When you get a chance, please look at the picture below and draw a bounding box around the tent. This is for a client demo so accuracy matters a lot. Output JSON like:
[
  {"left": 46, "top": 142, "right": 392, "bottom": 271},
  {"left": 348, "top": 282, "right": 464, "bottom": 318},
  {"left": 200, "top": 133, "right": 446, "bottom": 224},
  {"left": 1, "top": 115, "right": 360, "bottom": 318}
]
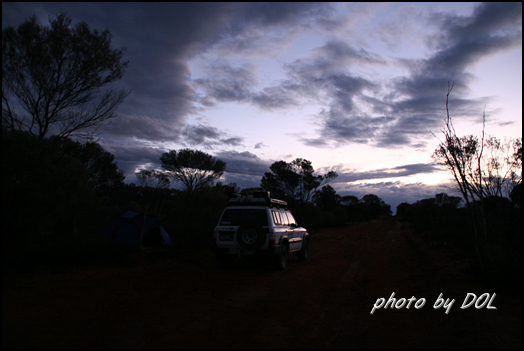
[{"left": 100, "top": 211, "right": 172, "bottom": 247}]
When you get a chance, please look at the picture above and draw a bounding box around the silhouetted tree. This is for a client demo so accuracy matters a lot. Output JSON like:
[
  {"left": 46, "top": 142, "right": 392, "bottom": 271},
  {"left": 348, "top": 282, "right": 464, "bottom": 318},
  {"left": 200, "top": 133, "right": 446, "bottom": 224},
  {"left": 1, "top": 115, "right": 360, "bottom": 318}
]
[
  {"left": 2, "top": 128, "right": 105, "bottom": 267},
  {"left": 433, "top": 83, "right": 522, "bottom": 269},
  {"left": 2, "top": 13, "right": 129, "bottom": 138},
  {"left": 160, "top": 148, "right": 226, "bottom": 193},
  {"left": 214, "top": 182, "right": 241, "bottom": 198},
  {"left": 396, "top": 203, "right": 412, "bottom": 218},
  {"left": 340, "top": 195, "right": 359, "bottom": 206},
  {"left": 136, "top": 169, "right": 170, "bottom": 189},
  {"left": 361, "top": 194, "right": 392, "bottom": 218},
  {"left": 314, "top": 185, "right": 341, "bottom": 210},
  {"left": 261, "top": 158, "right": 337, "bottom": 205},
  {"left": 397, "top": 193, "right": 468, "bottom": 243},
  {"left": 340, "top": 194, "right": 391, "bottom": 222},
  {"left": 56, "top": 138, "right": 125, "bottom": 198}
]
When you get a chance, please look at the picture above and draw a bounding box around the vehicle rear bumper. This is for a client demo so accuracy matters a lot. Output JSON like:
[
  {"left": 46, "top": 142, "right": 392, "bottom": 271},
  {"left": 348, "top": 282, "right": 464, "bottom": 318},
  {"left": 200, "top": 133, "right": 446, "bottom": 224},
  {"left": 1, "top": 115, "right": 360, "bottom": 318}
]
[{"left": 212, "top": 244, "right": 280, "bottom": 257}]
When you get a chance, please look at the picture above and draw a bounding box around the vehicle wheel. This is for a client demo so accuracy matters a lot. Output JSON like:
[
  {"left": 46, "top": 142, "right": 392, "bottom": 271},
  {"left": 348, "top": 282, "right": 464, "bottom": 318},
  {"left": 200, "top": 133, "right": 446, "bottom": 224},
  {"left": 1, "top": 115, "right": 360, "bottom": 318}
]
[
  {"left": 297, "top": 238, "right": 308, "bottom": 261},
  {"left": 275, "top": 243, "right": 289, "bottom": 270},
  {"left": 237, "top": 224, "right": 265, "bottom": 250}
]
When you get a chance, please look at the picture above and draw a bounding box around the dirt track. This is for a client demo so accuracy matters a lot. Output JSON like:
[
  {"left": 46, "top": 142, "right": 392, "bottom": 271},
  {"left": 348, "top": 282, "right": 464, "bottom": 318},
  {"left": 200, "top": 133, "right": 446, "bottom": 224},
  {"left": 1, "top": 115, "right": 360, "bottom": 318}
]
[{"left": 2, "top": 218, "right": 522, "bottom": 348}]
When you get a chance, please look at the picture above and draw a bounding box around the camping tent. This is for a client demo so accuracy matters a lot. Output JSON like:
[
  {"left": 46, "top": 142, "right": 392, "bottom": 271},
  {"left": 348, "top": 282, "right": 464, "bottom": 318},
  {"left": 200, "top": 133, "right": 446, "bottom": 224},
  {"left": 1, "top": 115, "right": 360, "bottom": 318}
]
[{"left": 100, "top": 211, "right": 172, "bottom": 247}]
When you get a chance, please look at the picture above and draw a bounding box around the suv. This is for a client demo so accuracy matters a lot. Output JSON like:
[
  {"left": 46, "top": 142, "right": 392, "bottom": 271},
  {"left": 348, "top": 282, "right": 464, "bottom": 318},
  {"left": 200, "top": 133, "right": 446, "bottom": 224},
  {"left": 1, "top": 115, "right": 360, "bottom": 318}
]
[{"left": 212, "top": 192, "right": 309, "bottom": 270}]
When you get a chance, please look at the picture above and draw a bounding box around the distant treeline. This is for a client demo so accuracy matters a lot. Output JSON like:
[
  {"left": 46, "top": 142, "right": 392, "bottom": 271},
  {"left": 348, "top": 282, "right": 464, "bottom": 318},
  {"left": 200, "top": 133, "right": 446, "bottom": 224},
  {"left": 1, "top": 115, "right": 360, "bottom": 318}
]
[
  {"left": 3, "top": 128, "right": 521, "bottom": 283},
  {"left": 2, "top": 129, "right": 391, "bottom": 276}
]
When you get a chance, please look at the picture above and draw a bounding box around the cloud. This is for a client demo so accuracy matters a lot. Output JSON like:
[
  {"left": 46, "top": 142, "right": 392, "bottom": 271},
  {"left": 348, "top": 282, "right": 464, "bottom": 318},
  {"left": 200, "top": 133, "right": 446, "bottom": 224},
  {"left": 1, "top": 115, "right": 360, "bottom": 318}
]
[
  {"left": 193, "top": 61, "right": 301, "bottom": 111},
  {"left": 181, "top": 124, "right": 244, "bottom": 148},
  {"left": 193, "top": 62, "right": 257, "bottom": 105},
  {"left": 213, "top": 150, "right": 275, "bottom": 189},
  {"left": 100, "top": 142, "right": 165, "bottom": 180},
  {"left": 426, "top": 2, "right": 522, "bottom": 73},
  {"left": 210, "top": 3, "right": 339, "bottom": 56},
  {"left": 391, "top": 3, "right": 522, "bottom": 115},
  {"left": 2, "top": 2, "right": 520, "bottom": 192},
  {"left": 104, "top": 114, "right": 182, "bottom": 142},
  {"left": 215, "top": 150, "right": 271, "bottom": 176},
  {"left": 251, "top": 85, "right": 300, "bottom": 110},
  {"left": 328, "top": 163, "right": 442, "bottom": 184},
  {"left": 296, "top": 3, "right": 522, "bottom": 149}
]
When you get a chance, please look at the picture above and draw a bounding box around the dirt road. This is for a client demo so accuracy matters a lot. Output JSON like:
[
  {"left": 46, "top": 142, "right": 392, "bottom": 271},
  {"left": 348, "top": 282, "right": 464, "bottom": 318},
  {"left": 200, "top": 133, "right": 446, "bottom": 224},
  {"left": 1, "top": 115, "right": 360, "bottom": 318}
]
[{"left": 2, "top": 218, "right": 522, "bottom": 348}]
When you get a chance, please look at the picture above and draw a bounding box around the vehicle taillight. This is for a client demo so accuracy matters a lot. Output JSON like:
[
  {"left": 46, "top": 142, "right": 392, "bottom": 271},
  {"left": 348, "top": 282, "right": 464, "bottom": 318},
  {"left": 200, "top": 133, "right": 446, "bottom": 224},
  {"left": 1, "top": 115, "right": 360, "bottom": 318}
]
[{"left": 269, "top": 232, "right": 276, "bottom": 245}]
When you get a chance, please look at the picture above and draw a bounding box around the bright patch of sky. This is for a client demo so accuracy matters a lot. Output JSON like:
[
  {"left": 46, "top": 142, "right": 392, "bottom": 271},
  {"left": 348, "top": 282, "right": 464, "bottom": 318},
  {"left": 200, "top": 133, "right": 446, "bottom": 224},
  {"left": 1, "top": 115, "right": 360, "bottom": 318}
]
[{"left": 3, "top": 2, "right": 521, "bottom": 211}]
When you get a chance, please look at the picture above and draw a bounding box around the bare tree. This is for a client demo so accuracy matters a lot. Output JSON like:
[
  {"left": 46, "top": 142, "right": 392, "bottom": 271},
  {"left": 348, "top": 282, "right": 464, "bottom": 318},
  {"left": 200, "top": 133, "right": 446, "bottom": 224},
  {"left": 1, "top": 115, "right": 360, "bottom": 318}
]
[
  {"left": 160, "top": 149, "right": 226, "bottom": 193},
  {"left": 2, "top": 13, "right": 130, "bottom": 139},
  {"left": 433, "top": 82, "right": 522, "bottom": 268}
]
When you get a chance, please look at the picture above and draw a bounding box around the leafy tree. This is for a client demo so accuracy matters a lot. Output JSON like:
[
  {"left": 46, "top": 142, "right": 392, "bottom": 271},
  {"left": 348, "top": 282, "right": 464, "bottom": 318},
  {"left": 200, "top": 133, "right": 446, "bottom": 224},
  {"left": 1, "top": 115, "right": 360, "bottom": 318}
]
[
  {"left": 56, "top": 138, "right": 125, "bottom": 197},
  {"left": 434, "top": 192, "right": 462, "bottom": 208},
  {"left": 261, "top": 158, "right": 337, "bottom": 205},
  {"left": 160, "top": 148, "right": 226, "bottom": 193},
  {"left": 2, "top": 13, "right": 130, "bottom": 138},
  {"left": 360, "top": 194, "right": 392, "bottom": 218},
  {"left": 340, "top": 195, "right": 359, "bottom": 207},
  {"left": 396, "top": 202, "right": 412, "bottom": 218},
  {"left": 214, "top": 182, "right": 241, "bottom": 198},
  {"left": 340, "top": 194, "right": 391, "bottom": 222},
  {"left": 397, "top": 193, "right": 468, "bottom": 244},
  {"left": 2, "top": 128, "right": 104, "bottom": 264},
  {"left": 314, "top": 185, "right": 341, "bottom": 210}
]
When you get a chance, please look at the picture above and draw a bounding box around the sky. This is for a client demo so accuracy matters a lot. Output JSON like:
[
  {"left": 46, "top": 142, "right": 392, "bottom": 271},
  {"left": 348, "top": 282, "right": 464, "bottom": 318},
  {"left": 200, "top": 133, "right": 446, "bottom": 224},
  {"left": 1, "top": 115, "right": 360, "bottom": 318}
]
[{"left": 3, "top": 2, "right": 522, "bottom": 212}]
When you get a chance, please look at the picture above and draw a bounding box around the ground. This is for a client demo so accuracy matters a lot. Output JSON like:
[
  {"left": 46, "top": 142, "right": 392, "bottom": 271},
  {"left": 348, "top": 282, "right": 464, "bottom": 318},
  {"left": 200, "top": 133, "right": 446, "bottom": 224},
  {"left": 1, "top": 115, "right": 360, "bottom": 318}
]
[{"left": 2, "top": 217, "right": 522, "bottom": 348}]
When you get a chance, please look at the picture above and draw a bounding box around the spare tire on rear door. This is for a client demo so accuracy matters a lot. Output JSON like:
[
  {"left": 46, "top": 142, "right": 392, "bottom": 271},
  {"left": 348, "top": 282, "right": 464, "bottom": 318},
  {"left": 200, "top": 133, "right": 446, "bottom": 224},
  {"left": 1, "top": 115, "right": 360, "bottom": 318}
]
[{"left": 237, "top": 224, "right": 265, "bottom": 250}]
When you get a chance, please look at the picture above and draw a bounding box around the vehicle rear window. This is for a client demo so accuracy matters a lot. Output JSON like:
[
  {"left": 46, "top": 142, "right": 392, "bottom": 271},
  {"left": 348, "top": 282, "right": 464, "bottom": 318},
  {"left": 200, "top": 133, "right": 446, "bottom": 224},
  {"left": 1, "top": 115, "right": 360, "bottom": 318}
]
[{"left": 220, "top": 209, "right": 268, "bottom": 226}]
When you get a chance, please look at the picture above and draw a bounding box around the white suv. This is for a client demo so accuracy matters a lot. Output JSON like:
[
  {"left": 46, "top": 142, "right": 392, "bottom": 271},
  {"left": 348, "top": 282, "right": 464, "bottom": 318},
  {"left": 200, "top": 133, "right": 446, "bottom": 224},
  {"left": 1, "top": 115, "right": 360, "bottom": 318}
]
[{"left": 212, "top": 192, "right": 309, "bottom": 270}]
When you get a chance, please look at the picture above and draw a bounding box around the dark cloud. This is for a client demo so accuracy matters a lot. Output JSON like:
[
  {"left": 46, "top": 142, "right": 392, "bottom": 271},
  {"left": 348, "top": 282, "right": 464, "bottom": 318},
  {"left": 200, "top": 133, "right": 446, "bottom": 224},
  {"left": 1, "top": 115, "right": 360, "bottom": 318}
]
[
  {"left": 330, "top": 163, "right": 441, "bottom": 184},
  {"left": 215, "top": 150, "right": 271, "bottom": 176},
  {"left": 426, "top": 2, "right": 522, "bottom": 73},
  {"left": 181, "top": 124, "right": 244, "bottom": 148},
  {"left": 99, "top": 142, "right": 165, "bottom": 180},
  {"left": 296, "top": 3, "right": 522, "bottom": 149},
  {"left": 104, "top": 114, "right": 181, "bottom": 142},
  {"left": 251, "top": 85, "right": 300, "bottom": 110},
  {"left": 275, "top": 42, "right": 388, "bottom": 147},
  {"left": 194, "top": 62, "right": 302, "bottom": 111},
  {"left": 2, "top": 2, "right": 336, "bottom": 149},
  {"left": 387, "top": 2, "right": 522, "bottom": 137},
  {"left": 302, "top": 112, "right": 392, "bottom": 147},
  {"left": 194, "top": 62, "right": 257, "bottom": 105},
  {"left": 211, "top": 3, "right": 339, "bottom": 55}
]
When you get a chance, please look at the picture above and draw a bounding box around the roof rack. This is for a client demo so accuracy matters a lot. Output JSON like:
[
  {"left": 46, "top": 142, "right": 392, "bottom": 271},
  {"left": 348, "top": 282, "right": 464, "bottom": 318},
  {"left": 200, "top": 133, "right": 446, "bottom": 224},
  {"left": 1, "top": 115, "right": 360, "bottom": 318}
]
[{"left": 227, "top": 191, "right": 287, "bottom": 208}]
